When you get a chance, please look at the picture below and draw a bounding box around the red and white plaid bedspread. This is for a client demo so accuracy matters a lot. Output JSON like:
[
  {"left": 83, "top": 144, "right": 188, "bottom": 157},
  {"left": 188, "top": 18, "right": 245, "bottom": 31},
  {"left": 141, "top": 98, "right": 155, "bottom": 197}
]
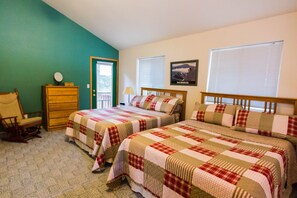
[
  {"left": 107, "top": 120, "right": 297, "bottom": 198},
  {"left": 65, "top": 106, "right": 175, "bottom": 171}
]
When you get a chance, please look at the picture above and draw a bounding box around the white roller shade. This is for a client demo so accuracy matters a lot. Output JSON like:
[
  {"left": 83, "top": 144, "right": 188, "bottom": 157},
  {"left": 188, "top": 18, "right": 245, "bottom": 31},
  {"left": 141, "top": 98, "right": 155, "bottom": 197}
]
[
  {"left": 137, "top": 56, "right": 165, "bottom": 94},
  {"left": 207, "top": 41, "right": 283, "bottom": 97}
]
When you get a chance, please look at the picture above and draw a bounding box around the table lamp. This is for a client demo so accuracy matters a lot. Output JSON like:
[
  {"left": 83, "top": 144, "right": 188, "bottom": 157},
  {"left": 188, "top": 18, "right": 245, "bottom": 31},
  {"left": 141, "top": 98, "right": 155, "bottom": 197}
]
[{"left": 123, "top": 86, "right": 134, "bottom": 104}]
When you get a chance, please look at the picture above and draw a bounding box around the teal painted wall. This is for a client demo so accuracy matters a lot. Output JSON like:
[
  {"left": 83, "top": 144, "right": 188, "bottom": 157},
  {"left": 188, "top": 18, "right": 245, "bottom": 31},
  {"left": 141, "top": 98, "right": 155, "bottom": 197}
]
[{"left": 0, "top": 0, "right": 119, "bottom": 112}]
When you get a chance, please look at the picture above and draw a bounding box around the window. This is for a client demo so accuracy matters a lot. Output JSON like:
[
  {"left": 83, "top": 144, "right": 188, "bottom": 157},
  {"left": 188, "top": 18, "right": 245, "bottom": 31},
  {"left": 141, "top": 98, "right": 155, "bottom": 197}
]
[
  {"left": 207, "top": 41, "right": 283, "bottom": 97},
  {"left": 137, "top": 56, "right": 165, "bottom": 94}
]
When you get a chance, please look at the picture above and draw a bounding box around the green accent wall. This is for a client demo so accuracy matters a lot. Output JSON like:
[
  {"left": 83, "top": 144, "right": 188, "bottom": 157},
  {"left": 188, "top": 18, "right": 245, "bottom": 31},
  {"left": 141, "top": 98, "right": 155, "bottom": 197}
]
[{"left": 0, "top": 0, "right": 119, "bottom": 112}]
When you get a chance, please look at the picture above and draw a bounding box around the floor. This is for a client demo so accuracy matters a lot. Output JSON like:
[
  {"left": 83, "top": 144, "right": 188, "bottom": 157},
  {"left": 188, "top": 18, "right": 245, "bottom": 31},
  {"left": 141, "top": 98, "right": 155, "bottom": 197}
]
[{"left": 0, "top": 129, "right": 142, "bottom": 198}]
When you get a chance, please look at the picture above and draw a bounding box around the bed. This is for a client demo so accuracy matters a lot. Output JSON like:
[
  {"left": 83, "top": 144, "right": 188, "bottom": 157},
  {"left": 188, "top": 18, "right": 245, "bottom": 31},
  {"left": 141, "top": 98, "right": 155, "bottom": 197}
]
[
  {"left": 65, "top": 87, "right": 187, "bottom": 171},
  {"left": 106, "top": 92, "right": 297, "bottom": 198}
]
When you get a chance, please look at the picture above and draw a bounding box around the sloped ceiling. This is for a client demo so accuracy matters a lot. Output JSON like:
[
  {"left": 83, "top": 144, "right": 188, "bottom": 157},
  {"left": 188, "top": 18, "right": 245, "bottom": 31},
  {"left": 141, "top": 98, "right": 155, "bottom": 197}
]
[{"left": 43, "top": 0, "right": 297, "bottom": 50}]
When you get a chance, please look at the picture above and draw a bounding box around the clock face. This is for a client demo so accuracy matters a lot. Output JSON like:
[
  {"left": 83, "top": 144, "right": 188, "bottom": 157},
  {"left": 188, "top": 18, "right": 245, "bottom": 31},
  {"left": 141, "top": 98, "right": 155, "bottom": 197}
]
[{"left": 54, "top": 72, "right": 63, "bottom": 82}]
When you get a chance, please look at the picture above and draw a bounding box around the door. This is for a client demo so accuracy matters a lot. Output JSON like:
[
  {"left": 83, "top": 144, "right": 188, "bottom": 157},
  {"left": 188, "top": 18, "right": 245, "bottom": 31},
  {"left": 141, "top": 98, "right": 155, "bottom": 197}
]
[{"left": 90, "top": 57, "right": 118, "bottom": 109}]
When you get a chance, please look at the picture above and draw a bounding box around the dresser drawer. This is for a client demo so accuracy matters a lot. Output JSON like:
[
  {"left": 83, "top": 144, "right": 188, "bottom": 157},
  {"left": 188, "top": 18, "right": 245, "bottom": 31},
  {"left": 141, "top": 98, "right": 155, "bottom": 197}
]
[
  {"left": 48, "top": 103, "right": 78, "bottom": 111},
  {"left": 48, "top": 95, "right": 78, "bottom": 103},
  {"left": 47, "top": 88, "right": 78, "bottom": 96},
  {"left": 49, "top": 117, "right": 69, "bottom": 127},
  {"left": 49, "top": 110, "right": 77, "bottom": 119}
]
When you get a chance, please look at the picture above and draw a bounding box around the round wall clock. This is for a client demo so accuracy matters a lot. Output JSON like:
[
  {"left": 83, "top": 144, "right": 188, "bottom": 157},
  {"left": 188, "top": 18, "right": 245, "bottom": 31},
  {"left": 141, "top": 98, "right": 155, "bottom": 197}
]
[{"left": 54, "top": 72, "right": 63, "bottom": 85}]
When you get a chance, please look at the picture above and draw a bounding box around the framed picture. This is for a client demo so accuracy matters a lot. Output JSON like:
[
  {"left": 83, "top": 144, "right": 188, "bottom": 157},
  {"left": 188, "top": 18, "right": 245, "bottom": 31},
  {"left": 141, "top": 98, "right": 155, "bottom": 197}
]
[{"left": 170, "top": 59, "right": 199, "bottom": 86}]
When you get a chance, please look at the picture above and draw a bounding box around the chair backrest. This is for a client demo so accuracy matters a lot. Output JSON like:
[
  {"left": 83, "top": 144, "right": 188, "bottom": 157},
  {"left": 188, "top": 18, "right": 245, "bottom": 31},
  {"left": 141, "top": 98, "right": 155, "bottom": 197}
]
[{"left": 0, "top": 91, "right": 23, "bottom": 122}]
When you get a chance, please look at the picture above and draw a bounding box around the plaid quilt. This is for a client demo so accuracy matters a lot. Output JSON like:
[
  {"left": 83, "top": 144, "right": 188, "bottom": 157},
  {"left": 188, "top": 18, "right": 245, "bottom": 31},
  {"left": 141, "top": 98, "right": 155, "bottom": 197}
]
[
  {"left": 107, "top": 120, "right": 297, "bottom": 198},
  {"left": 65, "top": 106, "right": 175, "bottom": 171}
]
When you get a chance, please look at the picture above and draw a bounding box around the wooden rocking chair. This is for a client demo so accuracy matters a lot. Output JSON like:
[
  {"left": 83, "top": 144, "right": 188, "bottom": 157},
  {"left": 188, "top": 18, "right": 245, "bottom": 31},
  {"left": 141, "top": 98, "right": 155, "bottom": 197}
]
[{"left": 0, "top": 89, "right": 42, "bottom": 143}]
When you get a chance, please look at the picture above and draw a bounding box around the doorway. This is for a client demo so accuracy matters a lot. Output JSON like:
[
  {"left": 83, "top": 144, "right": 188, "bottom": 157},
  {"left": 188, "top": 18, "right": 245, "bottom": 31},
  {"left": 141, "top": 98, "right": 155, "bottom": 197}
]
[{"left": 90, "top": 56, "right": 118, "bottom": 109}]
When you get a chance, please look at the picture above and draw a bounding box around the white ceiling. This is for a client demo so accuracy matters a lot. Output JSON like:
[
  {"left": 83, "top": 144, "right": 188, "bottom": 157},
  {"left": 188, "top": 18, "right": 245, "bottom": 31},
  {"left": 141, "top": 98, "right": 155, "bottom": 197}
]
[{"left": 43, "top": 0, "right": 297, "bottom": 50}]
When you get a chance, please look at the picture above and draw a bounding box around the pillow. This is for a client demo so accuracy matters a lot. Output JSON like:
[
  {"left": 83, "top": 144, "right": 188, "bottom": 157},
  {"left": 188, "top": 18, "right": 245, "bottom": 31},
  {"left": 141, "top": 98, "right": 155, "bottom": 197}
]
[
  {"left": 130, "top": 94, "right": 155, "bottom": 109},
  {"left": 158, "top": 94, "right": 184, "bottom": 105},
  {"left": 146, "top": 96, "right": 181, "bottom": 114},
  {"left": 234, "top": 109, "right": 297, "bottom": 144},
  {"left": 190, "top": 103, "right": 240, "bottom": 127}
]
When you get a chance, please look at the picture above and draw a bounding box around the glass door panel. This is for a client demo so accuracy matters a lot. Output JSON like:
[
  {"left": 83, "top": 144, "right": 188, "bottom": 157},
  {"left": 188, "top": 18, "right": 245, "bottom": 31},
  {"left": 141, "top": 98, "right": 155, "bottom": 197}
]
[
  {"left": 91, "top": 57, "right": 117, "bottom": 109},
  {"left": 97, "top": 62, "right": 113, "bottom": 109}
]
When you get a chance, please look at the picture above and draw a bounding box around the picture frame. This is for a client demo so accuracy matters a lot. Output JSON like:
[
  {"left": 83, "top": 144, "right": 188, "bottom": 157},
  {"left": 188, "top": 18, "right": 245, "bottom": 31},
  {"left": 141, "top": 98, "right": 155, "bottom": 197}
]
[{"left": 170, "top": 59, "right": 199, "bottom": 86}]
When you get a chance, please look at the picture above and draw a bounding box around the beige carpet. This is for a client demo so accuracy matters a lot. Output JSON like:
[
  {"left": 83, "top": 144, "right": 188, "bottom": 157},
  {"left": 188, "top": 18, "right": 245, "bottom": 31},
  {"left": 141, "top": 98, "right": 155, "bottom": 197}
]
[
  {"left": 1, "top": 130, "right": 296, "bottom": 198},
  {"left": 0, "top": 129, "right": 141, "bottom": 198}
]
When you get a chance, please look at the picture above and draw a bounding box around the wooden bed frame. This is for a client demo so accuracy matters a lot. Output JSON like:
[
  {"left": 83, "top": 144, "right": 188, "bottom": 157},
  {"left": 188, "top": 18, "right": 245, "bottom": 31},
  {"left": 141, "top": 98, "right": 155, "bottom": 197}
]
[
  {"left": 201, "top": 91, "right": 297, "bottom": 115},
  {"left": 141, "top": 87, "right": 187, "bottom": 121}
]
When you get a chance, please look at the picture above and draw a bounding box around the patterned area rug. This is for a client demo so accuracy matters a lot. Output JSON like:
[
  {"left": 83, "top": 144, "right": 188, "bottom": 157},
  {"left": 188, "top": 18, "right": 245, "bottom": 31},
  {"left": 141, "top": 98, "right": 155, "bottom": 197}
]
[{"left": 0, "top": 129, "right": 142, "bottom": 198}]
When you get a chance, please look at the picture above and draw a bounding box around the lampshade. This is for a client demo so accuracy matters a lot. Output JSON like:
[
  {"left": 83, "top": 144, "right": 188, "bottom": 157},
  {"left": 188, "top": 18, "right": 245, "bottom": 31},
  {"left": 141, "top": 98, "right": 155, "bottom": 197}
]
[{"left": 123, "top": 87, "right": 134, "bottom": 95}]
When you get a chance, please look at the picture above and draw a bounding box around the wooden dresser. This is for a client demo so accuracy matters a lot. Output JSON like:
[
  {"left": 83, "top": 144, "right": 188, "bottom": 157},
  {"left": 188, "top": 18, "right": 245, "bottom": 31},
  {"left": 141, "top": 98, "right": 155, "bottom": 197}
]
[{"left": 42, "top": 86, "right": 79, "bottom": 131}]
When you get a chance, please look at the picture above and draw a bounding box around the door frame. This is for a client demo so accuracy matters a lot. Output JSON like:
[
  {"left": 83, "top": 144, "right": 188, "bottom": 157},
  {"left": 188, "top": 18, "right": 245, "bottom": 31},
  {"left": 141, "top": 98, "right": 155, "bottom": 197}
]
[{"left": 89, "top": 56, "right": 119, "bottom": 109}]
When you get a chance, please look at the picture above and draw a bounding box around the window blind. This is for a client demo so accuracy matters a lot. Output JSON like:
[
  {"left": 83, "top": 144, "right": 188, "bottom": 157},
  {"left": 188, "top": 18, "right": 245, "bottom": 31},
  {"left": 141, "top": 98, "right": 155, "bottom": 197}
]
[
  {"left": 137, "top": 56, "right": 165, "bottom": 94},
  {"left": 207, "top": 41, "right": 283, "bottom": 97}
]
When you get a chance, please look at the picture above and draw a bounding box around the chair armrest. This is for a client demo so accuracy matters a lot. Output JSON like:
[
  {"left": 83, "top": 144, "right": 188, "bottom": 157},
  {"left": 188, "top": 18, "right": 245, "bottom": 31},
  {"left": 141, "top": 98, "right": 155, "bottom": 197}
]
[
  {"left": 0, "top": 116, "right": 19, "bottom": 128},
  {"left": 0, "top": 116, "right": 18, "bottom": 120}
]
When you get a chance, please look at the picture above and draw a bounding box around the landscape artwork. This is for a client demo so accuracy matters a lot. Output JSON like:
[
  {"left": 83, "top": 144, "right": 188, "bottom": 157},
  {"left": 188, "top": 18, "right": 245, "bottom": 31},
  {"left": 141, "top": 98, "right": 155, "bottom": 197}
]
[{"left": 170, "top": 59, "right": 198, "bottom": 86}]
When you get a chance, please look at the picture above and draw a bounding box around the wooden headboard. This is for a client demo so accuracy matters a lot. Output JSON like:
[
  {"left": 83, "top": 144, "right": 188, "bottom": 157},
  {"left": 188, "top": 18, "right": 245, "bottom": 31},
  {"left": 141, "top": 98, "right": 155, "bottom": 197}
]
[
  {"left": 201, "top": 92, "right": 297, "bottom": 115},
  {"left": 141, "top": 87, "right": 187, "bottom": 121}
]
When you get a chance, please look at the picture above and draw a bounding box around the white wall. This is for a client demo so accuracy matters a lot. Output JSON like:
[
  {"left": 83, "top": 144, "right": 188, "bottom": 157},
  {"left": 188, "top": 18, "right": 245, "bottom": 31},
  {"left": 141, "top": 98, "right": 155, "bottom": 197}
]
[{"left": 119, "top": 12, "right": 297, "bottom": 119}]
